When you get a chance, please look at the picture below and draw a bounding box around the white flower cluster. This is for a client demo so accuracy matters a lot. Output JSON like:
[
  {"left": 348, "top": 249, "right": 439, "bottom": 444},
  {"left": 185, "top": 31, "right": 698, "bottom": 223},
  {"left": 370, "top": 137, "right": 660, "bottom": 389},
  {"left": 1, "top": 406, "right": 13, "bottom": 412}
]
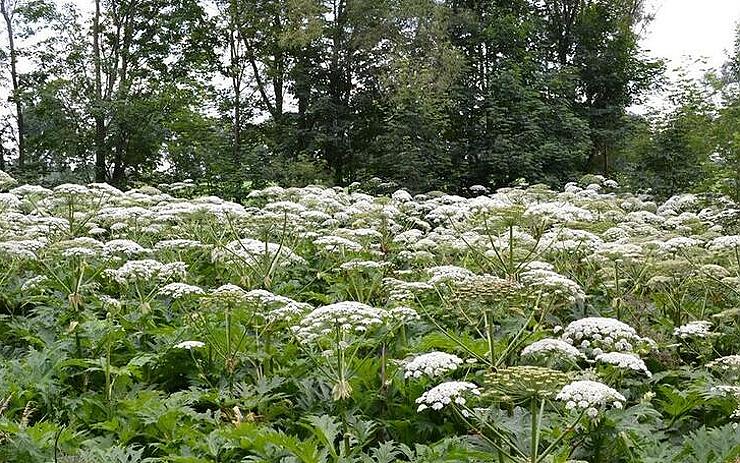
[
  {"left": 393, "top": 229, "right": 425, "bottom": 245},
  {"left": 392, "top": 189, "right": 413, "bottom": 202},
  {"left": 524, "top": 202, "right": 594, "bottom": 222},
  {"left": 339, "top": 260, "right": 389, "bottom": 271},
  {"left": 674, "top": 321, "right": 712, "bottom": 339},
  {"left": 404, "top": 352, "right": 464, "bottom": 379},
  {"left": 427, "top": 265, "right": 475, "bottom": 284},
  {"left": 105, "top": 259, "right": 187, "bottom": 284},
  {"left": 99, "top": 295, "right": 122, "bottom": 309},
  {"left": 521, "top": 338, "right": 585, "bottom": 360},
  {"left": 54, "top": 183, "right": 91, "bottom": 196},
  {"left": 174, "top": 340, "right": 205, "bottom": 350},
  {"left": 469, "top": 185, "right": 490, "bottom": 195},
  {"left": 383, "top": 278, "right": 433, "bottom": 302},
  {"left": 103, "top": 239, "right": 149, "bottom": 257},
  {"left": 710, "top": 385, "right": 740, "bottom": 396},
  {"left": 539, "top": 228, "right": 603, "bottom": 254},
  {"left": 292, "top": 302, "right": 388, "bottom": 343},
  {"left": 210, "top": 283, "right": 249, "bottom": 300},
  {"left": 519, "top": 268, "right": 585, "bottom": 304},
  {"left": 415, "top": 381, "right": 481, "bottom": 412},
  {"left": 561, "top": 317, "right": 651, "bottom": 356},
  {"left": 20, "top": 275, "right": 50, "bottom": 292},
  {"left": 658, "top": 193, "right": 697, "bottom": 214},
  {"left": 388, "top": 306, "right": 420, "bottom": 323},
  {"left": 591, "top": 242, "right": 643, "bottom": 262},
  {"left": 244, "top": 289, "right": 313, "bottom": 322},
  {"left": 707, "top": 355, "right": 740, "bottom": 372},
  {"left": 595, "top": 352, "right": 652, "bottom": 377},
  {"left": 660, "top": 236, "right": 703, "bottom": 254},
  {"left": 425, "top": 204, "right": 469, "bottom": 223},
  {"left": 10, "top": 184, "right": 49, "bottom": 197},
  {"left": 55, "top": 237, "right": 105, "bottom": 259},
  {"left": 158, "top": 282, "right": 204, "bottom": 299},
  {"left": 556, "top": 380, "right": 625, "bottom": 418},
  {"left": 0, "top": 239, "right": 47, "bottom": 260},
  {"left": 707, "top": 235, "right": 740, "bottom": 252},
  {"left": 212, "top": 238, "right": 305, "bottom": 267}
]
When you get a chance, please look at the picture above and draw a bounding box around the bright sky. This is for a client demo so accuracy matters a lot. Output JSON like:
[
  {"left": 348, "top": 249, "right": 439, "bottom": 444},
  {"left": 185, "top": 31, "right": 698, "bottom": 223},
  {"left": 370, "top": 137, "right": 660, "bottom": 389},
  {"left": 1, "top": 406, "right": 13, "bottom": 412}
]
[{"left": 642, "top": 0, "right": 740, "bottom": 75}]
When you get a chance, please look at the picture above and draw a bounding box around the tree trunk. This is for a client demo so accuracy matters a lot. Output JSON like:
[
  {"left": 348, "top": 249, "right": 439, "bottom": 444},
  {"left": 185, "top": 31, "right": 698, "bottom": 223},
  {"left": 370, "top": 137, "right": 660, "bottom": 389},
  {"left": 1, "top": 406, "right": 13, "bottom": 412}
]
[
  {"left": 296, "top": 52, "right": 310, "bottom": 154},
  {"left": 93, "top": 0, "right": 107, "bottom": 183},
  {"left": 234, "top": 86, "right": 241, "bottom": 161},
  {"left": 110, "top": 2, "right": 134, "bottom": 187},
  {"left": 0, "top": 141, "right": 6, "bottom": 170},
  {"left": 273, "top": 7, "right": 284, "bottom": 117},
  {"left": 1, "top": 0, "right": 25, "bottom": 169},
  {"left": 328, "top": 0, "right": 348, "bottom": 184},
  {"left": 228, "top": 1, "right": 242, "bottom": 163},
  {"left": 111, "top": 146, "right": 126, "bottom": 185}
]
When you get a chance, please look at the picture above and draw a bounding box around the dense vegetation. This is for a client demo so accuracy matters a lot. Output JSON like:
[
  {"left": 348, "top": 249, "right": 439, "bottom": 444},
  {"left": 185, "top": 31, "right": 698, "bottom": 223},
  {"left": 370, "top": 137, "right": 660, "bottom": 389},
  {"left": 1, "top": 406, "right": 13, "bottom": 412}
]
[
  {"left": 1, "top": 0, "right": 665, "bottom": 196},
  {"left": 6, "top": 1, "right": 740, "bottom": 461},
  {"left": 3, "top": 172, "right": 740, "bottom": 461}
]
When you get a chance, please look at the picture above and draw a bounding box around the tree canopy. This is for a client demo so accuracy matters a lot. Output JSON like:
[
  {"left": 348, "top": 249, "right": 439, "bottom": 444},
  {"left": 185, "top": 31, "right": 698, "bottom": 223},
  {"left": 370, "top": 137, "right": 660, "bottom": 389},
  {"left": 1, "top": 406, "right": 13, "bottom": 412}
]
[{"left": 1, "top": 0, "right": 666, "bottom": 197}]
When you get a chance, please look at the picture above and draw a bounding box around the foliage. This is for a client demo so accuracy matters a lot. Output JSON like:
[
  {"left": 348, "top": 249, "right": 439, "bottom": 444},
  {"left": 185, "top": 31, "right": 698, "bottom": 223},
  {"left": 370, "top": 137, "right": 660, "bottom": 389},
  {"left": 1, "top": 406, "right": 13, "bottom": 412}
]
[
  {"left": 0, "top": 174, "right": 739, "bottom": 460},
  {"left": 0, "top": 0, "right": 662, "bottom": 195}
]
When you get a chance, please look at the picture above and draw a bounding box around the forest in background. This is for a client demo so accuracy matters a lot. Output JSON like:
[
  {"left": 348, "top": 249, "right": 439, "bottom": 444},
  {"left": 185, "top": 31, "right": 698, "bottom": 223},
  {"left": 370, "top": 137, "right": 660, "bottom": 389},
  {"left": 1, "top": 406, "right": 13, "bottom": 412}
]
[{"left": 0, "top": 0, "right": 738, "bottom": 199}]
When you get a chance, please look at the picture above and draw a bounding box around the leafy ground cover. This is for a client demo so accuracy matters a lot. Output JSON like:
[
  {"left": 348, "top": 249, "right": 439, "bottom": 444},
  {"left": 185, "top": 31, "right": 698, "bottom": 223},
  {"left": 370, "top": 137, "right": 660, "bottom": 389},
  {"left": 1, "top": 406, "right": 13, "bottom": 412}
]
[{"left": 2, "top": 172, "right": 740, "bottom": 462}]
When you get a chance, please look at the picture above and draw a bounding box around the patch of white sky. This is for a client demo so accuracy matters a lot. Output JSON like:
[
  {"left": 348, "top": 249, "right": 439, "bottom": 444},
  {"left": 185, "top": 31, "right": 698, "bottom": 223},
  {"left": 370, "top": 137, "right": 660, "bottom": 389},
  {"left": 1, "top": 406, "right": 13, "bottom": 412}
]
[
  {"left": 633, "top": 0, "right": 740, "bottom": 112},
  {"left": 643, "top": 0, "right": 740, "bottom": 74}
]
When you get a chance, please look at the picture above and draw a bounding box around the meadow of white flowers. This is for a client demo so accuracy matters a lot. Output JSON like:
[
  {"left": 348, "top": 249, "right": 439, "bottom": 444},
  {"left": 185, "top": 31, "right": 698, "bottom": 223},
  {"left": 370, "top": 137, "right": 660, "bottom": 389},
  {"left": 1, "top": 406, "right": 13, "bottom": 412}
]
[{"left": 2, "top": 171, "right": 740, "bottom": 461}]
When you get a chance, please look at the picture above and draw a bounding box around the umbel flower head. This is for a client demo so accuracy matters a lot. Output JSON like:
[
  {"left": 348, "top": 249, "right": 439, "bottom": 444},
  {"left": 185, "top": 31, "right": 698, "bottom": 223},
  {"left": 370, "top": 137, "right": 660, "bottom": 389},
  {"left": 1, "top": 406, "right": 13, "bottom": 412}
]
[
  {"left": 416, "top": 381, "right": 481, "bottom": 413},
  {"left": 561, "top": 317, "right": 653, "bottom": 357},
  {"left": 427, "top": 265, "right": 475, "bottom": 285},
  {"left": 707, "top": 355, "right": 740, "bottom": 375},
  {"left": 595, "top": 352, "right": 652, "bottom": 377},
  {"left": 483, "top": 366, "right": 570, "bottom": 401},
  {"left": 209, "top": 283, "right": 249, "bottom": 300},
  {"left": 450, "top": 274, "right": 523, "bottom": 303},
  {"left": 674, "top": 321, "right": 712, "bottom": 339},
  {"left": 404, "top": 352, "right": 464, "bottom": 379},
  {"left": 104, "top": 259, "right": 187, "bottom": 284},
  {"left": 212, "top": 238, "right": 305, "bottom": 267},
  {"left": 243, "top": 289, "right": 314, "bottom": 324},
  {"left": 521, "top": 338, "right": 586, "bottom": 361},
  {"left": 388, "top": 306, "right": 420, "bottom": 323},
  {"left": 708, "top": 235, "right": 740, "bottom": 252},
  {"left": 175, "top": 340, "right": 205, "bottom": 350},
  {"left": 556, "top": 380, "right": 625, "bottom": 418},
  {"left": 158, "top": 282, "right": 205, "bottom": 299},
  {"left": 291, "top": 301, "right": 388, "bottom": 343},
  {"left": 519, "top": 268, "right": 585, "bottom": 305}
]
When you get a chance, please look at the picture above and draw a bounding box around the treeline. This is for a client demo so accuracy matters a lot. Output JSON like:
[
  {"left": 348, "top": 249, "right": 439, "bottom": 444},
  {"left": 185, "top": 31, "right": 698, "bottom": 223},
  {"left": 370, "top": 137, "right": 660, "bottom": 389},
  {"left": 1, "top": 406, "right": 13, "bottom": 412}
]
[
  {"left": 620, "top": 43, "right": 740, "bottom": 202},
  {"left": 0, "top": 0, "right": 665, "bottom": 197}
]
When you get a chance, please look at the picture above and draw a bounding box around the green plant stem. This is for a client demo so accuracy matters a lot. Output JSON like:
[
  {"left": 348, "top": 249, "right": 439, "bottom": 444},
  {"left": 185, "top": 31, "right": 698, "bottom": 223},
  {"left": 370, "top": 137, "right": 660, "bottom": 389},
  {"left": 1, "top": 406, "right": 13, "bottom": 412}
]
[
  {"left": 456, "top": 408, "right": 523, "bottom": 461},
  {"left": 226, "top": 307, "right": 234, "bottom": 394},
  {"left": 508, "top": 223, "right": 514, "bottom": 275},
  {"left": 484, "top": 311, "right": 495, "bottom": 366},
  {"left": 530, "top": 399, "right": 538, "bottom": 463},
  {"left": 614, "top": 261, "right": 621, "bottom": 320},
  {"left": 104, "top": 349, "right": 112, "bottom": 402},
  {"left": 535, "top": 410, "right": 585, "bottom": 463}
]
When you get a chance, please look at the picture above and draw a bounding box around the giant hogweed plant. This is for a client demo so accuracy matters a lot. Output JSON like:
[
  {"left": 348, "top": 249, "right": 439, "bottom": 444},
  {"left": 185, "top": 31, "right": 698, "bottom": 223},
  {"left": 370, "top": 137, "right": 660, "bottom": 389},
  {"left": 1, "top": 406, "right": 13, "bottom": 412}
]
[{"left": 4, "top": 173, "right": 740, "bottom": 461}]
